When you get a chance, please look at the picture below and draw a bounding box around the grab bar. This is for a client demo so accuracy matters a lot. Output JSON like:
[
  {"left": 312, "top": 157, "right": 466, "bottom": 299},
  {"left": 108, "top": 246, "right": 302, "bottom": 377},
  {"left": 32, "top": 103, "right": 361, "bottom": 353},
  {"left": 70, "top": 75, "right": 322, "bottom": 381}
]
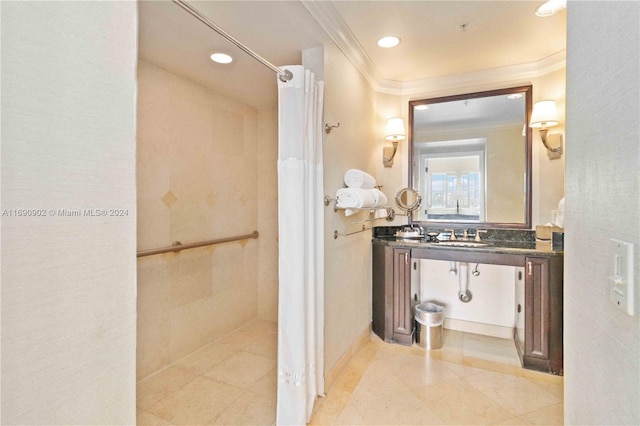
[{"left": 137, "top": 230, "right": 259, "bottom": 258}]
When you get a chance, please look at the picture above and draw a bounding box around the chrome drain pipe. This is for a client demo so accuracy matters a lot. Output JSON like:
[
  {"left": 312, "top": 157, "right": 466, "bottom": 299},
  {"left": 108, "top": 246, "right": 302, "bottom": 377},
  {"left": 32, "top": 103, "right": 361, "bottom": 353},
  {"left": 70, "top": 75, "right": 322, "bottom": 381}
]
[{"left": 458, "top": 262, "right": 473, "bottom": 303}]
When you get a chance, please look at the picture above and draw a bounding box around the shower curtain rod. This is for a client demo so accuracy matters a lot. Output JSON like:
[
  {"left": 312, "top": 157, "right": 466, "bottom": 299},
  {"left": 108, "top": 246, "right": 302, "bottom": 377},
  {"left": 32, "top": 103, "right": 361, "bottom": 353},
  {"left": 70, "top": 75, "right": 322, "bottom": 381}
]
[
  {"left": 137, "top": 230, "right": 259, "bottom": 257},
  {"left": 173, "top": 0, "right": 293, "bottom": 82}
]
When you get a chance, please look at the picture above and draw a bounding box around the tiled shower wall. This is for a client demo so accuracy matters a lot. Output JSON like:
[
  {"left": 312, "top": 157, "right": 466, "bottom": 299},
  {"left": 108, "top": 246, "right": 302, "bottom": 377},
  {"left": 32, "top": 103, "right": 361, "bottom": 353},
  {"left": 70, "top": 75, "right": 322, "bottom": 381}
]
[{"left": 136, "top": 60, "right": 278, "bottom": 381}]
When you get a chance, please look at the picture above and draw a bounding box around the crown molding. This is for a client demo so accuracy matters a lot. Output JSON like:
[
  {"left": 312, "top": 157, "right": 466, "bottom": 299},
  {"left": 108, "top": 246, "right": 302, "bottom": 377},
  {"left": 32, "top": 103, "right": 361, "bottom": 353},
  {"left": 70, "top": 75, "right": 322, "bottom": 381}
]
[
  {"left": 537, "top": 50, "right": 567, "bottom": 75},
  {"left": 379, "top": 50, "right": 567, "bottom": 97},
  {"left": 303, "top": 0, "right": 566, "bottom": 97},
  {"left": 302, "top": 0, "right": 383, "bottom": 90}
]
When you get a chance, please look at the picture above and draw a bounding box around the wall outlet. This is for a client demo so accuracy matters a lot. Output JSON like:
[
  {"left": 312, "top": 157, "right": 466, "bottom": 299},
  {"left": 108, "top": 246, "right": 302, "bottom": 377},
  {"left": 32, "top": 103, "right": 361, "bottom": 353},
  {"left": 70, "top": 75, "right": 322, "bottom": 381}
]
[{"left": 609, "top": 238, "right": 635, "bottom": 316}]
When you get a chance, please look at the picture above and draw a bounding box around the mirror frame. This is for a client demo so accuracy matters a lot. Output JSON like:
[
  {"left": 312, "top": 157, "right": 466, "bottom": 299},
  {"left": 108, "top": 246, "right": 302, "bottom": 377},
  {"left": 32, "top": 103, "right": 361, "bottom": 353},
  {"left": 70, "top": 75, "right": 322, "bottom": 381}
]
[{"left": 408, "top": 85, "right": 532, "bottom": 229}]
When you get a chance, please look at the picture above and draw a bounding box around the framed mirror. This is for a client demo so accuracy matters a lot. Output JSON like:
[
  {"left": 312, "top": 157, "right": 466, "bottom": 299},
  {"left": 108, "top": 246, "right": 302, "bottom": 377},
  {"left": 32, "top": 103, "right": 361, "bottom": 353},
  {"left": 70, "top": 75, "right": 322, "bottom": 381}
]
[{"left": 409, "top": 85, "right": 532, "bottom": 229}]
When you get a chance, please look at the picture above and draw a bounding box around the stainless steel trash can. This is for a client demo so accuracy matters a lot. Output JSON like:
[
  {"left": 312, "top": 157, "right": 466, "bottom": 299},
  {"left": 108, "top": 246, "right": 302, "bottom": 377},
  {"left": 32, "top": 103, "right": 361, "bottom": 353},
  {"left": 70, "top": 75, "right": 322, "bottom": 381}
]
[{"left": 415, "top": 302, "right": 445, "bottom": 349}]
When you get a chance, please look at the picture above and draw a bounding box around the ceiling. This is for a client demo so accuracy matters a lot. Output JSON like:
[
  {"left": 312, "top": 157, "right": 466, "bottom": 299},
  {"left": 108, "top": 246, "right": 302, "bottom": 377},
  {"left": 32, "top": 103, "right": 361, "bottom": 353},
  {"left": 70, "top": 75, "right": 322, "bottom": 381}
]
[{"left": 138, "top": 1, "right": 566, "bottom": 109}]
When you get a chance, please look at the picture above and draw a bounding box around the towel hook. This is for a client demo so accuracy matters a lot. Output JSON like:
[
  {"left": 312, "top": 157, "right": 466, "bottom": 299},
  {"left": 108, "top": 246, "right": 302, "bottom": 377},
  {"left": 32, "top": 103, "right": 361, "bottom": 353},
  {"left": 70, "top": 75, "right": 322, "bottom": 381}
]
[{"left": 325, "top": 122, "right": 340, "bottom": 134}]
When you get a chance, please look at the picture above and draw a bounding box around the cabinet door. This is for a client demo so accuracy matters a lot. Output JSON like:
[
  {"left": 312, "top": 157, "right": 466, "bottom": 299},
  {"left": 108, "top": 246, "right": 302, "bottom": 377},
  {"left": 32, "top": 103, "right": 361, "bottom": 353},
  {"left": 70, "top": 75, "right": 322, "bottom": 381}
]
[
  {"left": 392, "top": 249, "right": 413, "bottom": 344},
  {"left": 524, "top": 257, "right": 550, "bottom": 360},
  {"left": 372, "top": 244, "right": 394, "bottom": 342}
]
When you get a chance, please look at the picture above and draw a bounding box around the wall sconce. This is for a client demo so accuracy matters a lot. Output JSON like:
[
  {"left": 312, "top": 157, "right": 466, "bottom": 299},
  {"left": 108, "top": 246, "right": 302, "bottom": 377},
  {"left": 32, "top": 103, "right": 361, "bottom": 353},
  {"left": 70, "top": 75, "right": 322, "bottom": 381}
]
[
  {"left": 529, "top": 100, "right": 563, "bottom": 159},
  {"left": 383, "top": 117, "right": 406, "bottom": 167}
]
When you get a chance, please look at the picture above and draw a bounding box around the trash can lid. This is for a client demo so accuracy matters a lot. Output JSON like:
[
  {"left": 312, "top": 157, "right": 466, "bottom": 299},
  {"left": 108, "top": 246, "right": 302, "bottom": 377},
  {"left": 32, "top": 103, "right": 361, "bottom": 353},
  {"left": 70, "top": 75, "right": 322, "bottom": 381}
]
[{"left": 415, "top": 302, "right": 444, "bottom": 314}]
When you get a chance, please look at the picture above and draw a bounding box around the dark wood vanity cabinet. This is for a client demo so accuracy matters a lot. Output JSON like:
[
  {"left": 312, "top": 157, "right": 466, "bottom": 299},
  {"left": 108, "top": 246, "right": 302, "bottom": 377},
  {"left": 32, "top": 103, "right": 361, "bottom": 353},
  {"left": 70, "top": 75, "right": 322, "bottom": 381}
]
[
  {"left": 516, "top": 255, "right": 564, "bottom": 375},
  {"left": 373, "top": 239, "right": 564, "bottom": 375},
  {"left": 372, "top": 244, "right": 413, "bottom": 345}
]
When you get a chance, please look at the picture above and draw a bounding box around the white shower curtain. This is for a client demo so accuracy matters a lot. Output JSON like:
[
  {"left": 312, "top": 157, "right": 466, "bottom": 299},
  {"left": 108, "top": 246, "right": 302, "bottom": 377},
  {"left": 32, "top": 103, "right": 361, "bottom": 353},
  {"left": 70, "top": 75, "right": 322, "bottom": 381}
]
[{"left": 276, "top": 65, "right": 325, "bottom": 425}]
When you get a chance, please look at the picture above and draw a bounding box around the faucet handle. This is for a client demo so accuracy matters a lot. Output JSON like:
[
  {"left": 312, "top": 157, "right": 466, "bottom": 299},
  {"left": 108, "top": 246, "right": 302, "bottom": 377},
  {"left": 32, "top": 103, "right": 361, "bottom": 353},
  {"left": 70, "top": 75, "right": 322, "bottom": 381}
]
[
  {"left": 474, "top": 230, "right": 488, "bottom": 242},
  {"left": 445, "top": 228, "right": 457, "bottom": 240}
]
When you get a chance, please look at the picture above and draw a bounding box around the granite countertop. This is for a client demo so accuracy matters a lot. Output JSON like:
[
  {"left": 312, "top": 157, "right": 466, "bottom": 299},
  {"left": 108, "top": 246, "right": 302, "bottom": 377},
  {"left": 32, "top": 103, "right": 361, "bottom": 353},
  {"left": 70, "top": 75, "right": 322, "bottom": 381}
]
[
  {"left": 372, "top": 236, "right": 563, "bottom": 256},
  {"left": 372, "top": 226, "right": 563, "bottom": 257}
]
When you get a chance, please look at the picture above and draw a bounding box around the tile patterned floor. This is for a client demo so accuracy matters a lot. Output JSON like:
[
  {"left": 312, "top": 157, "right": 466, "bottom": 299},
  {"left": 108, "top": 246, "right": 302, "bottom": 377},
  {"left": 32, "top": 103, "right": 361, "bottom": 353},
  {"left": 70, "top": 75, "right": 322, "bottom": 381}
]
[
  {"left": 137, "top": 319, "right": 278, "bottom": 425},
  {"left": 310, "top": 331, "right": 563, "bottom": 426},
  {"left": 137, "top": 322, "right": 563, "bottom": 425}
]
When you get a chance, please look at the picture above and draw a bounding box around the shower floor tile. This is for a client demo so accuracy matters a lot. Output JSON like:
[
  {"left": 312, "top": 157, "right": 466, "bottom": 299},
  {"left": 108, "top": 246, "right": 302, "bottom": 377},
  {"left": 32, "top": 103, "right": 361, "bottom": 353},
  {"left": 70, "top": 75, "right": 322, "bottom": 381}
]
[
  {"left": 137, "top": 322, "right": 563, "bottom": 425},
  {"left": 204, "top": 351, "right": 276, "bottom": 388},
  {"left": 137, "top": 318, "right": 278, "bottom": 426}
]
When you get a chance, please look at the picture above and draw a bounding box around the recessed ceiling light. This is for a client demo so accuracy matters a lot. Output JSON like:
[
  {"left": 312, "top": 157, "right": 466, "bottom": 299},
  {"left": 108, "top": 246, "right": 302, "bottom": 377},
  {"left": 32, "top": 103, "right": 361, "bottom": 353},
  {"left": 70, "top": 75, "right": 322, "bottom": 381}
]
[
  {"left": 377, "top": 36, "right": 400, "bottom": 48},
  {"left": 414, "top": 105, "right": 429, "bottom": 111},
  {"left": 535, "top": 0, "right": 566, "bottom": 17},
  {"left": 210, "top": 53, "right": 233, "bottom": 64},
  {"left": 506, "top": 94, "right": 523, "bottom": 100}
]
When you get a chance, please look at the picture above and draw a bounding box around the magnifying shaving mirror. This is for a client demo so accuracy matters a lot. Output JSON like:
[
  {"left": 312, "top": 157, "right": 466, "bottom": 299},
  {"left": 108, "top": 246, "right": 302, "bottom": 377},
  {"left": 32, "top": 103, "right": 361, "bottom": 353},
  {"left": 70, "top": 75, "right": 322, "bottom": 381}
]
[{"left": 395, "top": 187, "right": 422, "bottom": 217}]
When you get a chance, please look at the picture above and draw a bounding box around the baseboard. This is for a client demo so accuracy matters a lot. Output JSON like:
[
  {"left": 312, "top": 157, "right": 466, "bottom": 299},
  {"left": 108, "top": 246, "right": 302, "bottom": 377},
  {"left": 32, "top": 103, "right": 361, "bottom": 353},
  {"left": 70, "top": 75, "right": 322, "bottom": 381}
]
[
  {"left": 444, "top": 318, "right": 513, "bottom": 339},
  {"left": 324, "top": 322, "right": 371, "bottom": 392}
]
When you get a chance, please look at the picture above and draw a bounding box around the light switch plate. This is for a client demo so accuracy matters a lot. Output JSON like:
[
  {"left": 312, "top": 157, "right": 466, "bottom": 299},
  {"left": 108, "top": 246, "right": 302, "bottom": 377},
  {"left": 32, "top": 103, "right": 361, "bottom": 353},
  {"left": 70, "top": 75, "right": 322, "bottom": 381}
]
[{"left": 610, "top": 238, "right": 635, "bottom": 316}]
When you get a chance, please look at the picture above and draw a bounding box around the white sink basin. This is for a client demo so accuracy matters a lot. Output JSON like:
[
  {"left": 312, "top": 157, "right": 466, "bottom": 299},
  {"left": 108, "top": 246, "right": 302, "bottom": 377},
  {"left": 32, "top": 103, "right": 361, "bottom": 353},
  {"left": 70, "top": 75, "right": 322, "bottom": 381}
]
[{"left": 436, "top": 241, "right": 489, "bottom": 248}]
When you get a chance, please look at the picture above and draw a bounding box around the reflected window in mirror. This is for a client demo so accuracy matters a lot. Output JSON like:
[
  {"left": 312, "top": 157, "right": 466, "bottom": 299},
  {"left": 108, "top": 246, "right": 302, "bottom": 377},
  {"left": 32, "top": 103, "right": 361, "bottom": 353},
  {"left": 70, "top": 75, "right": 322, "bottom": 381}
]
[
  {"left": 419, "top": 139, "right": 485, "bottom": 222},
  {"left": 409, "top": 86, "right": 532, "bottom": 229}
]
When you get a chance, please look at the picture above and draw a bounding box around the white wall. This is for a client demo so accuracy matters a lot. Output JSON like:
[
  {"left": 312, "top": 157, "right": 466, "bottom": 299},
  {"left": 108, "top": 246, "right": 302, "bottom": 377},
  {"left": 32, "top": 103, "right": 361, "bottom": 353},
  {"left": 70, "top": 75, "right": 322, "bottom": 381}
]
[
  {"left": 1, "top": 2, "right": 137, "bottom": 424},
  {"left": 375, "top": 92, "right": 407, "bottom": 224},
  {"left": 418, "top": 260, "right": 517, "bottom": 338},
  {"left": 322, "top": 43, "right": 378, "bottom": 373},
  {"left": 531, "top": 68, "right": 566, "bottom": 226},
  {"left": 564, "top": 2, "right": 640, "bottom": 424}
]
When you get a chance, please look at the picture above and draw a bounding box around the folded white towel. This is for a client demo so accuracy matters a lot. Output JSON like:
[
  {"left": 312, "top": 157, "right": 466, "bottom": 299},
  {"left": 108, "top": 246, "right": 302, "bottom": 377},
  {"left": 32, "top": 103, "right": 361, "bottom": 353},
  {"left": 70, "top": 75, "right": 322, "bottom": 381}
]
[
  {"left": 336, "top": 188, "right": 388, "bottom": 209},
  {"left": 344, "top": 169, "right": 376, "bottom": 189},
  {"left": 371, "top": 188, "right": 387, "bottom": 207},
  {"left": 336, "top": 188, "right": 376, "bottom": 208}
]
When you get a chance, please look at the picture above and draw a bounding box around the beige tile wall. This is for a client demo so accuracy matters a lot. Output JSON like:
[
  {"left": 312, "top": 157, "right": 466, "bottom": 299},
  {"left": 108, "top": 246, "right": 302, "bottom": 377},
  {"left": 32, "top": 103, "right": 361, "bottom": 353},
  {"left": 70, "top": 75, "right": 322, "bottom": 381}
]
[
  {"left": 257, "top": 107, "right": 279, "bottom": 322},
  {"left": 137, "top": 60, "right": 277, "bottom": 381}
]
